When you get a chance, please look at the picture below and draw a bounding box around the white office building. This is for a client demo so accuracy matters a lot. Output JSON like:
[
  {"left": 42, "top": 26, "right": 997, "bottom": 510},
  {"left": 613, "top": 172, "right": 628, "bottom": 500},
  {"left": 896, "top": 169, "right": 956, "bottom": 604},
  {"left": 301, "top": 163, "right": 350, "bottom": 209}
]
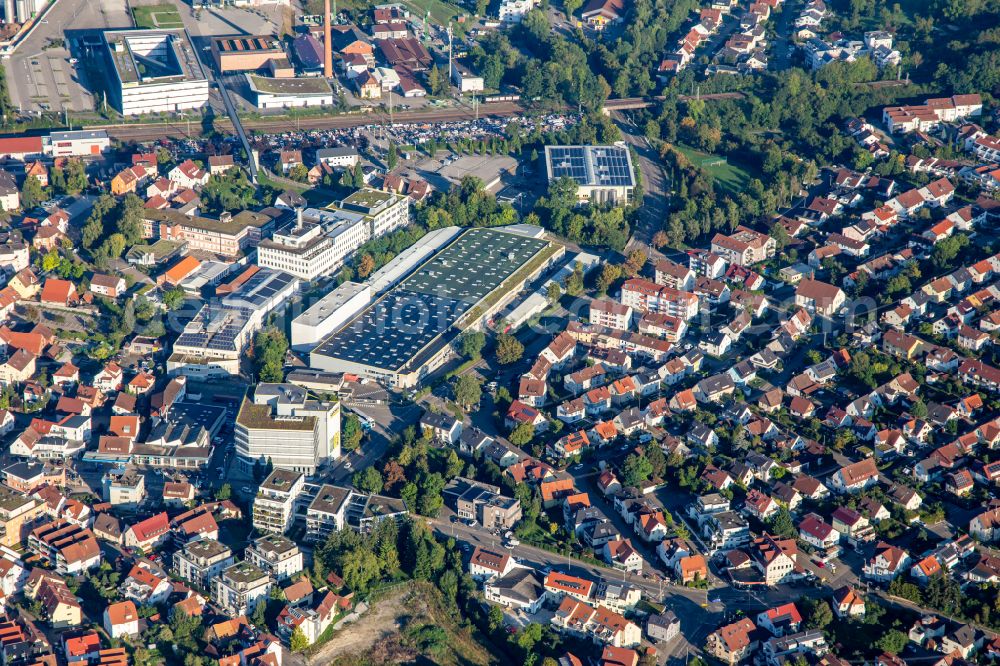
[
  {"left": 335, "top": 188, "right": 410, "bottom": 238},
  {"left": 290, "top": 282, "right": 371, "bottom": 351},
  {"left": 103, "top": 29, "right": 210, "bottom": 116},
  {"left": 235, "top": 383, "right": 341, "bottom": 476}
]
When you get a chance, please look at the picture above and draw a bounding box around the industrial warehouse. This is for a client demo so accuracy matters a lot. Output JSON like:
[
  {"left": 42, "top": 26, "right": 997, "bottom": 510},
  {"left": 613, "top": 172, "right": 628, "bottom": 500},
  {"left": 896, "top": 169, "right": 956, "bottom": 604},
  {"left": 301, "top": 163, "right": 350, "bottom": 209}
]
[{"left": 309, "top": 227, "right": 563, "bottom": 387}]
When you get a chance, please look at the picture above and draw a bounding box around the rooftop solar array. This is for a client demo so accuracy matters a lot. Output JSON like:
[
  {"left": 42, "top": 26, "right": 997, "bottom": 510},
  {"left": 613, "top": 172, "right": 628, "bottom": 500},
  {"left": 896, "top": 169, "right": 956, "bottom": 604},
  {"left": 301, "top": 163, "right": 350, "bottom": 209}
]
[
  {"left": 312, "top": 291, "right": 470, "bottom": 371},
  {"left": 545, "top": 145, "right": 636, "bottom": 188},
  {"left": 175, "top": 306, "right": 253, "bottom": 353},
  {"left": 312, "top": 228, "right": 551, "bottom": 373},
  {"left": 221, "top": 269, "right": 296, "bottom": 309},
  {"left": 403, "top": 228, "right": 548, "bottom": 304}
]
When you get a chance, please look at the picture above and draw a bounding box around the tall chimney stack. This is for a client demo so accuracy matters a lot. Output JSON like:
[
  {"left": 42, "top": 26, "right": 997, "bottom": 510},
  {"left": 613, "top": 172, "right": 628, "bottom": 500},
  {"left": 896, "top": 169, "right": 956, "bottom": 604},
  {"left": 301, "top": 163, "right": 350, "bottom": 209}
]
[{"left": 324, "top": 0, "right": 333, "bottom": 79}]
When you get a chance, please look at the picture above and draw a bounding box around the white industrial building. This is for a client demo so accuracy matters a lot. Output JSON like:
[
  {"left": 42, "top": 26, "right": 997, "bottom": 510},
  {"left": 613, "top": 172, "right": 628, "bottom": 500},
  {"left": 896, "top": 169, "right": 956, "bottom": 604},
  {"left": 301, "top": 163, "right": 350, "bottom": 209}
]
[
  {"left": 451, "top": 62, "right": 484, "bottom": 93},
  {"left": 291, "top": 282, "right": 371, "bottom": 351},
  {"left": 104, "top": 29, "right": 210, "bottom": 116},
  {"left": 316, "top": 147, "right": 360, "bottom": 168},
  {"left": 43, "top": 130, "right": 110, "bottom": 157},
  {"left": 235, "top": 383, "right": 341, "bottom": 476},
  {"left": 245, "top": 74, "right": 333, "bottom": 109}
]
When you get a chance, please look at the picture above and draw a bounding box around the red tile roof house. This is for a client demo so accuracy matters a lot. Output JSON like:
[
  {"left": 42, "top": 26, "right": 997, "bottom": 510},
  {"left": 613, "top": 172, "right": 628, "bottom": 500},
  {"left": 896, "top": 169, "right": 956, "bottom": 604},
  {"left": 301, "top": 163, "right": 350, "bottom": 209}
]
[
  {"left": 798, "top": 513, "right": 839, "bottom": 550},
  {"left": 104, "top": 600, "right": 140, "bottom": 638},
  {"left": 40, "top": 279, "right": 78, "bottom": 306},
  {"left": 863, "top": 541, "right": 910, "bottom": 582},
  {"left": 756, "top": 602, "right": 802, "bottom": 637},
  {"left": 123, "top": 512, "right": 170, "bottom": 552},
  {"left": 829, "top": 459, "right": 878, "bottom": 494},
  {"left": 505, "top": 400, "right": 548, "bottom": 433}
]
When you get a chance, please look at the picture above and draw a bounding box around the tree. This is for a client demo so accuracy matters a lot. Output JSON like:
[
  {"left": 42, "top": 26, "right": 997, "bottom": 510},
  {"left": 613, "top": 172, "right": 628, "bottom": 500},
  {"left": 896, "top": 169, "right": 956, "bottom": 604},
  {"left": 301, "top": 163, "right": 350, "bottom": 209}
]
[
  {"left": 454, "top": 374, "right": 482, "bottom": 410},
  {"left": 41, "top": 250, "right": 60, "bottom": 272},
  {"left": 215, "top": 483, "right": 232, "bottom": 501},
  {"left": 875, "top": 629, "right": 908, "bottom": 655},
  {"left": 357, "top": 253, "right": 375, "bottom": 278},
  {"left": 488, "top": 604, "right": 504, "bottom": 631},
  {"left": 342, "top": 414, "right": 364, "bottom": 451},
  {"left": 427, "top": 65, "right": 448, "bottom": 96},
  {"left": 806, "top": 599, "right": 833, "bottom": 629},
  {"left": 342, "top": 546, "right": 381, "bottom": 592},
  {"left": 353, "top": 466, "right": 384, "bottom": 494},
  {"left": 546, "top": 281, "right": 561, "bottom": 305},
  {"left": 253, "top": 327, "right": 288, "bottom": 382},
  {"left": 767, "top": 507, "right": 797, "bottom": 539},
  {"left": 459, "top": 330, "right": 486, "bottom": 359},
  {"left": 163, "top": 287, "right": 185, "bottom": 311},
  {"left": 387, "top": 143, "right": 398, "bottom": 170},
  {"left": 416, "top": 472, "right": 445, "bottom": 516},
  {"left": 596, "top": 263, "right": 623, "bottom": 294},
  {"left": 625, "top": 249, "right": 647, "bottom": 276},
  {"left": 383, "top": 460, "right": 406, "bottom": 492},
  {"left": 400, "top": 481, "right": 418, "bottom": 510},
  {"left": 251, "top": 600, "right": 267, "bottom": 629},
  {"left": 496, "top": 333, "right": 524, "bottom": 365},
  {"left": 622, "top": 453, "right": 653, "bottom": 487},
  {"left": 509, "top": 422, "right": 535, "bottom": 446},
  {"left": 289, "top": 626, "right": 309, "bottom": 652},
  {"left": 287, "top": 164, "right": 309, "bottom": 182},
  {"left": 21, "top": 175, "right": 44, "bottom": 210}
]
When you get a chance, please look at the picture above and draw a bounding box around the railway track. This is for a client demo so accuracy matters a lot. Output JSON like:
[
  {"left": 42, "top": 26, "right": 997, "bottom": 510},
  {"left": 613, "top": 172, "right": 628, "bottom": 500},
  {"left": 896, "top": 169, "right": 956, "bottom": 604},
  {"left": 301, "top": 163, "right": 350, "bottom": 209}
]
[{"left": 96, "top": 94, "right": 743, "bottom": 142}]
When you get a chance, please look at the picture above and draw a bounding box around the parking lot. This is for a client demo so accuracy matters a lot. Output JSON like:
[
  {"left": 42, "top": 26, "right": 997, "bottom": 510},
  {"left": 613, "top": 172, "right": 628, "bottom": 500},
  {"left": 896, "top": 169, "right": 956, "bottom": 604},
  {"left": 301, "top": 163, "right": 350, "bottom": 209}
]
[{"left": 4, "top": 0, "right": 130, "bottom": 115}]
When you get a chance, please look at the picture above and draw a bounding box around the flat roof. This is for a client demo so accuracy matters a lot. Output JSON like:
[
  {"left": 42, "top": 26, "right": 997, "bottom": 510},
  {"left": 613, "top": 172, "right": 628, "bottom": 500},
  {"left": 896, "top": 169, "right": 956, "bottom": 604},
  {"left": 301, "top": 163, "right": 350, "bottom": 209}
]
[
  {"left": 246, "top": 74, "right": 333, "bottom": 97},
  {"left": 544, "top": 145, "right": 636, "bottom": 188},
  {"left": 104, "top": 28, "right": 206, "bottom": 87},
  {"left": 260, "top": 468, "right": 305, "bottom": 492},
  {"left": 294, "top": 281, "right": 370, "bottom": 328},
  {"left": 311, "top": 228, "right": 552, "bottom": 373},
  {"left": 214, "top": 35, "right": 282, "bottom": 54},
  {"left": 238, "top": 398, "right": 316, "bottom": 432},
  {"left": 309, "top": 484, "right": 352, "bottom": 516}
]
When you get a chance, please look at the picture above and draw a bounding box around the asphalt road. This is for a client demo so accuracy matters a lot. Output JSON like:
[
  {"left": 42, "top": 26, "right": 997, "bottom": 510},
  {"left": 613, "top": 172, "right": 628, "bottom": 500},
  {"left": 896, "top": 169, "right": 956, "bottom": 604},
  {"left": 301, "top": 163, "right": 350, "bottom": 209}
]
[{"left": 617, "top": 113, "right": 670, "bottom": 258}]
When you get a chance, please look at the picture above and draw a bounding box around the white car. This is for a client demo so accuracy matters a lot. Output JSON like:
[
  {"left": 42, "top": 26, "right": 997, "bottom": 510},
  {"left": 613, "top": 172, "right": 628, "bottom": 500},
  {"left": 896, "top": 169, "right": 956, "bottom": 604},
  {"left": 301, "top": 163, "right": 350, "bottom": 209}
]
[{"left": 344, "top": 461, "right": 352, "bottom": 470}]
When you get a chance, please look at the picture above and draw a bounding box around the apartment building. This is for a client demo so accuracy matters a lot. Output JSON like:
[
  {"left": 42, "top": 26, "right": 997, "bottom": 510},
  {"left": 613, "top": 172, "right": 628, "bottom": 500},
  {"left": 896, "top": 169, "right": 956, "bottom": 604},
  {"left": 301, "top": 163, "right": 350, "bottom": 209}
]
[
  {"left": 589, "top": 299, "right": 633, "bottom": 330},
  {"left": 620, "top": 278, "right": 699, "bottom": 320},
  {"left": 245, "top": 533, "right": 304, "bottom": 581},
  {"left": 0, "top": 486, "right": 43, "bottom": 547},
  {"left": 304, "top": 484, "right": 352, "bottom": 543},
  {"left": 252, "top": 469, "right": 305, "bottom": 534},
  {"left": 172, "top": 538, "right": 235, "bottom": 589},
  {"left": 711, "top": 226, "right": 776, "bottom": 266},
  {"left": 213, "top": 561, "right": 273, "bottom": 616},
  {"left": 28, "top": 520, "right": 101, "bottom": 575}
]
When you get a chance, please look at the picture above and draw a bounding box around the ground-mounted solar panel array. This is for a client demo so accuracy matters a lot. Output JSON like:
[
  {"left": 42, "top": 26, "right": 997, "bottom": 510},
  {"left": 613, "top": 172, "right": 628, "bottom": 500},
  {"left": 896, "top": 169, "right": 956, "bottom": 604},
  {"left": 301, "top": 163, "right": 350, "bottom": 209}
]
[{"left": 312, "top": 228, "right": 550, "bottom": 372}]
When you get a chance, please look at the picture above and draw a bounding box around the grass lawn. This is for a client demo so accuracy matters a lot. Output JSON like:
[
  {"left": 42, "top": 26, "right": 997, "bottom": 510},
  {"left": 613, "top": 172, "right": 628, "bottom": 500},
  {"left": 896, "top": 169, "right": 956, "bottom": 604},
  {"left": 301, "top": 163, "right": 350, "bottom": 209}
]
[
  {"left": 675, "top": 144, "right": 754, "bottom": 196},
  {"left": 403, "top": 0, "right": 467, "bottom": 27},
  {"left": 132, "top": 4, "right": 183, "bottom": 29}
]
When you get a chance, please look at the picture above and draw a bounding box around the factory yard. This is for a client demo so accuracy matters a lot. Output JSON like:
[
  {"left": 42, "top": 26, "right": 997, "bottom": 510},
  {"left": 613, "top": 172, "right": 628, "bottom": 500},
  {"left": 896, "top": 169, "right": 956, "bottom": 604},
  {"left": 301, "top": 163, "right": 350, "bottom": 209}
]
[{"left": 3, "top": 0, "right": 128, "bottom": 115}]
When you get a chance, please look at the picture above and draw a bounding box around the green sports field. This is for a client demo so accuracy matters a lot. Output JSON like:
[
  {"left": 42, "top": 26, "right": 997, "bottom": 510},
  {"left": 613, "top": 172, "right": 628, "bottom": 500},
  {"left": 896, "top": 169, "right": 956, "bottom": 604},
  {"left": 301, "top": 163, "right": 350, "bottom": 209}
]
[{"left": 676, "top": 144, "right": 754, "bottom": 195}]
